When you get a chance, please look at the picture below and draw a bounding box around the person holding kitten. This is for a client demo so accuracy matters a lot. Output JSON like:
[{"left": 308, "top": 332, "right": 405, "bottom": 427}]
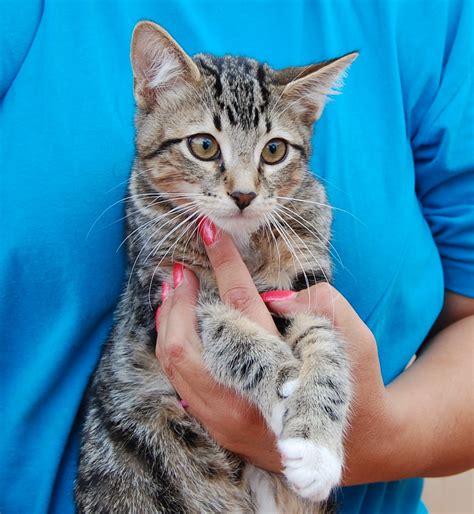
[{"left": 1, "top": 1, "right": 473, "bottom": 513}]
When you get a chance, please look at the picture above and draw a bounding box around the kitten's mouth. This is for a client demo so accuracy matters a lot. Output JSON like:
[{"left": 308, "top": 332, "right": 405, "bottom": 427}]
[
  {"left": 215, "top": 209, "right": 262, "bottom": 223},
  {"left": 220, "top": 211, "right": 250, "bottom": 219},
  {"left": 208, "top": 210, "right": 265, "bottom": 238}
]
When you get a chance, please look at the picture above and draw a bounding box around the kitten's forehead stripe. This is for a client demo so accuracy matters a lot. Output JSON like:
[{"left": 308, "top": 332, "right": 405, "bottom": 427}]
[
  {"left": 213, "top": 114, "right": 222, "bottom": 131},
  {"left": 197, "top": 57, "right": 223, "bottom": 98},
  {"left": 226, "top": 105, "right": 237, "bottom": 126},
  {"left": 256, "top": 63, "right": 270, "bottom": 108},
  {"left": 253, "top": 107, "right": 259, "bottom": 128},
  {"left": 195, "top": 54, "right": 271, "bottom": 131}
]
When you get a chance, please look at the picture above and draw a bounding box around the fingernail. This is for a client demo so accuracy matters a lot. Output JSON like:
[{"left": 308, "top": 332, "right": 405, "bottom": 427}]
[
  {"left": 260, "top": 290, "right": 297, "bottom": 303},
  {"left": 180, "top": 399, "right": 189, "bottom": 409},
  {"left": 172, "top": 263, "right": 184, "bottom": 288},
  {"left": 155, "top": 306, "right": 161, "bottom": 330},
  {"left": 161, "top": 281, "right": 171, "bottom": 302},
  {"left": 198, "top": 217, "right": 218, "bottom": 246}
]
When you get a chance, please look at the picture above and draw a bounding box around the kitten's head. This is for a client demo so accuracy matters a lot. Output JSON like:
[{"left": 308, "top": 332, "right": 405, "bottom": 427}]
[{"left": 130, "top": 21, "right": 357, "bottom": 239}]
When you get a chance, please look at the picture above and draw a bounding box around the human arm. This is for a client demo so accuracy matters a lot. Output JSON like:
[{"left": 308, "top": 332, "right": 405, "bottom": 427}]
[
  {"left": 266, "top": 286, "right": 474, "bottom": 485},
  {"left": 155, "top": 224, "right": 474, "bottom": 485},
  {"left": 379, "top": 292, "right": 474, "bottom": 481}
]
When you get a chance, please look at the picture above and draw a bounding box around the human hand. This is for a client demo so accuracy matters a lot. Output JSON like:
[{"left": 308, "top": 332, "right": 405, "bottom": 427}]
[
  {"left": 156, "top": 218, "right": 399, "bottom": 484},
  {"left": 261, "top": 283, "right": 399, "bottom": 486},
  {"left": 155, "top": 219, "right": 282, "bottom": 472}
]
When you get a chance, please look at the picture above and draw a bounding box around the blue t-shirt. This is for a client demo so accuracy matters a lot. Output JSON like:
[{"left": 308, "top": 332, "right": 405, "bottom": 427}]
[{"left": 1, "top": 1, "right": 473, "bottom": 513}]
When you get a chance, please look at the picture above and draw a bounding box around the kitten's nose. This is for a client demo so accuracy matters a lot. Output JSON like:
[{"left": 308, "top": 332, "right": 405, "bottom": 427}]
[{"left": 230, "top": 191, "right": 257, "bottom": 210}]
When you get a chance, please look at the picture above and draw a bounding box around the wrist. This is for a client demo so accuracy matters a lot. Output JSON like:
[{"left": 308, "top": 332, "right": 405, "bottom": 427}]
[
  {"left": 342, "top": 389, "right": 402, "bottom": 486},
  {"left": 374, "top": 388, "right": 407, "bottom": 478}
]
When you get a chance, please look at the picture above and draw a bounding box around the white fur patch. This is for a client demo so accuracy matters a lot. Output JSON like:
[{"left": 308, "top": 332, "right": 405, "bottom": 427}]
[
  {"left": 270, "top": 401, "right": 286, "bottom": 437},
  {"left": 278, "top": 438, "right": 341, "bottom": 502},
  {"left": 244, "top": 465, "right": 280, "bottom": 514},
  {"left": 148, "top": 46, "right": 182, "bottom": 89},
  {"left": 280, "top": 379, "right": 299, "bottom": 398}
]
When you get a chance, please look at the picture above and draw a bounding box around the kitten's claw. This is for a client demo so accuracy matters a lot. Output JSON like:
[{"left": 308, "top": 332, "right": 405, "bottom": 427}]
[{"left": 278, "top": 438, "right": 341, "bottom": 502}]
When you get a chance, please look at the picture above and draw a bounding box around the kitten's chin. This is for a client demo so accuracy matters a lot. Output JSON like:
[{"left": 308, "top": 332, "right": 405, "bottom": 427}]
[{"left": 211, "top": 214, "right": 263, "bottom": 243}]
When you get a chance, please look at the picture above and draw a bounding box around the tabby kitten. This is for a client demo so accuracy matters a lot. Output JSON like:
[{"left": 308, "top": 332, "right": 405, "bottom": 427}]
[{"left": 76, "top": 21, "right": 357, "bottom": 514}]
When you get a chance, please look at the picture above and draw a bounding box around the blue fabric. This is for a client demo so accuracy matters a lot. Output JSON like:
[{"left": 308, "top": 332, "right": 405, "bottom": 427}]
[{"left": 1, "top": 0, "right": 473, "bottom": 512}]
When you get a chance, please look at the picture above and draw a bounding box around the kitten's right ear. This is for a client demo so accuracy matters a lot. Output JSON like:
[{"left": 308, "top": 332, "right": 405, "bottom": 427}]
[
  {"left": 276, "top": 52, "right": 358, "bottom": 123},
  {"left": 131, "top": 21, "right": 201, "bottom": 110}
]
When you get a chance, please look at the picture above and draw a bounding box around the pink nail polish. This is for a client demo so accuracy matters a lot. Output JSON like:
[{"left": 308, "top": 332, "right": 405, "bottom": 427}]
[
  {"left": 172, "top": 263, "right": 184, "bottom": 288},
  {"left": 161, "top": 281, "right": 171, "bottom": 302},
  {"left": 180, "top": 399, "right": 189, "bottom": 409},
  {"left": 260, "top": 290, "right": 297, "bottom": 303},
  {"left": 198, "top": 217, "right": 218, "bottom": 246}
]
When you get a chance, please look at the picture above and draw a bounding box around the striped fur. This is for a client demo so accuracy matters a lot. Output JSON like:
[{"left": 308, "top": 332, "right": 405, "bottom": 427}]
[{"left": 76, "top": 21, "right": 357, "bottom": 513}]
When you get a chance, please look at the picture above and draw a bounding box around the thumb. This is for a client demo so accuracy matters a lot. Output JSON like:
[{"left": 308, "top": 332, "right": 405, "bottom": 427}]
[
  {"left": 261, "top": 283, "right": 374, "bottom": 349},
  {"left": 261, "top": 283, "right": 343, "bottom": 318}
]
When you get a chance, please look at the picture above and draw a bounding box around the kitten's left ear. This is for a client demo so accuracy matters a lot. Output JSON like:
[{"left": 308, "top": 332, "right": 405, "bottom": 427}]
[
  {"left": 131, "top": 21, "right": 201, "bottom": 110},
  {"left": 277, "top": 52, "right": 358, "bottom": 123}
]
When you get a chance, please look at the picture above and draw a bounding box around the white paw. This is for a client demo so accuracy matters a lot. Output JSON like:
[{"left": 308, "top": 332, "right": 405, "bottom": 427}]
[
  {"left": 280, "top": 379, "right": 299, "bottom": 398},
  {"left": 278, "top": 438, "right": 341, "bottom": 503}
]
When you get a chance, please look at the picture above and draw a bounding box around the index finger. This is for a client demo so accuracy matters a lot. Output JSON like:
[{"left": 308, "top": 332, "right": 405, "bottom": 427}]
[{"left": 198, "top": 217, "right": 278, "bottom": 336}]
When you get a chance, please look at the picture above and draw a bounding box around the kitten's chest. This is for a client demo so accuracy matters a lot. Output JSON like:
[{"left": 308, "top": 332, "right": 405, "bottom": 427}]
[{"left": 235, "top": 239, "right": 296, "bottom": 291}]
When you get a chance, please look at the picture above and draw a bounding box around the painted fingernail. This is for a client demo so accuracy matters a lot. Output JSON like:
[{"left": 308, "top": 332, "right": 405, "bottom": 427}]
[
  {"left": 180, "top": 399, "right": 189, "bottom": 409},
  {"left": 155, "top": 306, "right": 161, "bottom": 330},
  {"left": 198, "top": 217, "right": 218, "bottom": 246},
  {"left": 260, "top": 290, "right": 297, "bottom": 302},
  {"left": 172, "top": 263, "right": 184, "bottom": 288},
  {"left": 161, "top": 281, "right": 171, "bottom": 302}
]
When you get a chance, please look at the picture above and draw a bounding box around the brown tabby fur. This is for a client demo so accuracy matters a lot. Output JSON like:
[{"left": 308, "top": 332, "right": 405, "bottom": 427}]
[{"left": 76, "top": 21, "right": 357, "bottom": 514}]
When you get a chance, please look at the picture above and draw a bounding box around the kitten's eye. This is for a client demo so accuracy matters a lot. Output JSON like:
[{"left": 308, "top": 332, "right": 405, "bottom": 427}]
[
  {"left": 187, "top": 134, "right": 220, "bottom": 161},
  {"left": 261, "top": 138, "right": 288, "bottom": 165}
]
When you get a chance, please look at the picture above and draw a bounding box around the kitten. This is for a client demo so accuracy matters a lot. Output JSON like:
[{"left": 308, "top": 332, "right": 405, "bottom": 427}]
[{"left": 76, "top": 21, "right": 357, "bottom": 514}]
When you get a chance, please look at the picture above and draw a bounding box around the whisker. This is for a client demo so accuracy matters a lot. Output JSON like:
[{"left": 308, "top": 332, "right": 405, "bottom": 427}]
[
  {"left": 147, "top": 211, "right": 201, "bottom": 308},
  {"left": 86, "top": 194, "right": 145, "bottom": 240},
  {"left": 271, "top": 212, "right": 313, "bottom": 294},
  {"left": 99, "top": 195, "right": 184, "bottom": 233},
  {"left": 86, "top": 191, "right": 202, "bottom": 239},
  {"left": 268, "top": 213, "right": 304, "bottom": 287},
  {"left": 262, "top": 213, "right": 282, "bottom": 283},
  {"left": 276, "top": 203, "right": 345, "bottom": 270},
  {"left": 177, "top": 205, "right": 219, "bottom": 265},
  {"left": 273, "top": 209, "right": 336, "bottom": 317},
  {"left": 126, "top": 205, "right": 198, "bottom": 294},
  {"left": 275, "top": 195, "right": 365, "bottom": 225},
  {"left": 117, "top": 202, "right": 199, "bottom": 254}
]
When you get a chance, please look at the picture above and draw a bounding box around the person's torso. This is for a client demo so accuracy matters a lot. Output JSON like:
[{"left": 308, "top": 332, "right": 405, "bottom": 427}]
[{"left": 2, "top": 1, "right": 457, "bottom": 512}]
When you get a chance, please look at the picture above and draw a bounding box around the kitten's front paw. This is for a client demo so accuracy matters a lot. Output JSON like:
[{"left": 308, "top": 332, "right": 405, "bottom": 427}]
[{"left": 278, "top": 438, "right": 341, "bottom": 503}]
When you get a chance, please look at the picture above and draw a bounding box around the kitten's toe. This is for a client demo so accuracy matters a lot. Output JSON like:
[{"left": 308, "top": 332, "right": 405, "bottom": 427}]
[{"left": 278, "top": 438, "right": 341, "bottom": 503}]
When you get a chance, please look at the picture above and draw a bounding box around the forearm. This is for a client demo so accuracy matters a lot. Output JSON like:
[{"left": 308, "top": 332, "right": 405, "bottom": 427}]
[
  {"left": 388, "top": 315, "right": 474, "bottom": 477},
  {"left": 345, "top": 315, "right": 474, "bottom": 485}
]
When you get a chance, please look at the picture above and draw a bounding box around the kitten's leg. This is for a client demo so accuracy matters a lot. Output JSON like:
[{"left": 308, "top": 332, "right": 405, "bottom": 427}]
[
  {"left": 278, "top": 313, "right": 351, "bottom": 503},
  {"left": 198, "top": 301, "right": 301, "bottom": 433}
]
